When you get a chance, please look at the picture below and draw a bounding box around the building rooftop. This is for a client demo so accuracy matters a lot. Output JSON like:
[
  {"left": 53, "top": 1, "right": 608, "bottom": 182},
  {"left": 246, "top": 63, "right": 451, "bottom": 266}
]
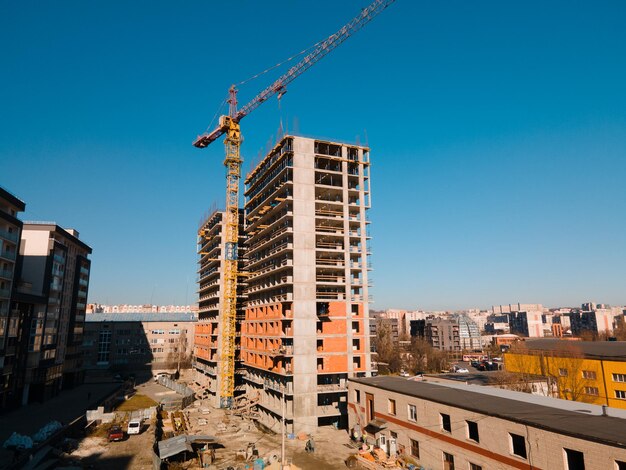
[
  {"left": 517, "top": 339, "right": 626, "bottom": 361},
  {"left": 349, "top": 376, "right": 626, "bottom": 449},
  {"left": 0, "top": 186, "right": 26, "bottom": 211},
  {"left": 420, "top": 372, "right": 546, "bottom": 387},
  {"left": 22, "top": 222, "right": 92, "bottom": 253},
  {"left": 85, "top": 312, "right": 197, "bottom": 323}
]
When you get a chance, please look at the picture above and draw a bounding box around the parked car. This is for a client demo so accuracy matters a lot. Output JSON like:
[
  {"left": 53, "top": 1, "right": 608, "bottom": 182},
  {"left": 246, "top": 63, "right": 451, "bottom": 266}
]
[
  {"left": 108, "top": 425, "right": 124, "bottom": 442},
  {"left": 154, "top": 372, "right": 170, "bottom": 382},
  {"left": 455, "top": 367, "right": 470, "bottom": 373},
  {"left": 127, "top": 419, "right": 142, "bottom": 435}
]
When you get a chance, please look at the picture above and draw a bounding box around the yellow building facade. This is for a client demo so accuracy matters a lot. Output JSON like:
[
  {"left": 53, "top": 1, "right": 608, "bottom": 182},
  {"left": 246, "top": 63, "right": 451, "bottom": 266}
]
[{"left": 504, "top": 339, "right": 626, "bottom": 409}]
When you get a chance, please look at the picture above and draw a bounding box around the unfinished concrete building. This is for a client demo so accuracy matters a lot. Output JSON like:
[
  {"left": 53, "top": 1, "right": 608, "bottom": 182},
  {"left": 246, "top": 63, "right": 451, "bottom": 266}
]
[
  {"left": 241, "top": 135, "right": 372, "bottom": 433},
  {"left": 194, "top": 210, "right": 247, "bottom": 408}
]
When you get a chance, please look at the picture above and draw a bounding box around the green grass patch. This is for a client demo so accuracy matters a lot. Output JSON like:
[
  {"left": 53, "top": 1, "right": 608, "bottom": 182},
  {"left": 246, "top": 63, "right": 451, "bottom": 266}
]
[{"left": 115, "top": 394, "right": 158, "bottom": 411}]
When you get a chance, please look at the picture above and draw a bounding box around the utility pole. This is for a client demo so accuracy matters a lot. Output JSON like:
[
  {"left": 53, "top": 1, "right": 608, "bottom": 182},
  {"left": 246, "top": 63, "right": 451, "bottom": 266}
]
[{"left": 281, "top": 389, "right": 286, "bottom": 469}]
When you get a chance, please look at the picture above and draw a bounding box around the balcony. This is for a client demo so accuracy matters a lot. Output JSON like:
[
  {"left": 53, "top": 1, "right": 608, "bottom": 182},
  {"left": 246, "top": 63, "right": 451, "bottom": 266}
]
[
  {"left": 0, "top": 229, "right": 19, "bottom": 243},
  {"left": 316, "top": 404, "right": 343, "bottom": 417},
  {"left": 50, "top": 282, "right": 63, "bottom": 292},
  {"left": 0, "top": 268, "right": 14, "bottom": 280},
  {"left": 317, "top": 383, "right": 348, "bottom": 393},
  {"left": 0, "top": 250, "right": 16, "bottom": 261}
]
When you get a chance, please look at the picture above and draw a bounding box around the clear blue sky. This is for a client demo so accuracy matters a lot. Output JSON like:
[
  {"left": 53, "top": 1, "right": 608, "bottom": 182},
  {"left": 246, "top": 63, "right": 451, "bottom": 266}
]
[{"left": 2, "top": 1, "right": 625, "bottom": 310}]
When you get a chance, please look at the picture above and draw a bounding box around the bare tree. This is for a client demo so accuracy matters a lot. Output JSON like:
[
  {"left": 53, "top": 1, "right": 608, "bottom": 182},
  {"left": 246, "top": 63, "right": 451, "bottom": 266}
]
[
  {"left": 407, "top": 337, "right": 449, "bottom": 374},
  {"left": 543, "top": 346, "right": 595, "bottom": 403},
  {"left": 373, "top": 320, "right": 402, "bottom": 374},
  {"left": 166, "top": 329, "right": 192, "bottom": 371},
  {"left": 505, "top": 342, "right": 597, "bottom": 403}
]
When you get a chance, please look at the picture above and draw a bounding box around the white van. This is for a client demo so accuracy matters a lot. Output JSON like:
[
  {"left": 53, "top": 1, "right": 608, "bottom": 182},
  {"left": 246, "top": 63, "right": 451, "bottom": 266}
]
[{"left": 127, "top": 419, "right": 142, "bottom": 435}]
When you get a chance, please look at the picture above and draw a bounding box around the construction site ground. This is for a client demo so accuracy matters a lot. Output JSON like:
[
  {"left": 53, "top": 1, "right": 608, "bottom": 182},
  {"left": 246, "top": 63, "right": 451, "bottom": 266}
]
[
  {"left": 63, "top": 419, "right": 156, "bottom": 469},
  {"left": 181, "top": 401, "right": 356, "bottom": 469},
  {"left": 66, "top": 396, "right": 356, "bottom": 469}
]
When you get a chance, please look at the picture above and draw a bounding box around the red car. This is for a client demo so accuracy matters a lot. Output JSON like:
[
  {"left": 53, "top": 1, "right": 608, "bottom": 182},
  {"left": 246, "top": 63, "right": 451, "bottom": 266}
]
[{"left": 108, "top": 425, "right": 124, "bottom": 442}]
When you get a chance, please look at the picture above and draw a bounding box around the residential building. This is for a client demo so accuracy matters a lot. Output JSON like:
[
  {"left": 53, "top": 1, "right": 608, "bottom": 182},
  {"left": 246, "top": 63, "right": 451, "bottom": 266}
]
[
  {"left": 193, "top": 209, "right": 247, "bottom": 407},
  {"left": 409, "top": 319, "right": 426, "bottom": 339},
  {"left": 241, "top": 135, "right": 372, "bottom": 432},
  {"left": 84, "top": 312, "right": 196, "bottom": 371},
  {"left": 494, "top": 303, "right": 545, "bottom": 338},
  {"left": 380, "top": 309, "right": 408, "bottom": 336},
  {"left": 426, "top": 318, "right": 460, "bottom": 352},
  {"left": 17, "top": 223, "right": 92, "bottom": 400},
  {"left": 570, "top": 302, "right": 623, "bottom": 336},
  {"left": 504, "top": 339, "right": 626, "bottom": 409},
  {"left": 348, "top": 376, "right": 626, "bottom": 470},
  {"left": 484, "top": 313, "right": 511, "bottom": 334},
  {"left": 0, "top": 187, "right": 26, "bottom": 409},
  {"left": 370, "top": 316, "right": 400, "bottom": 346},
  {"left": 404, "top": 311, "right": 427, "bottom": 337}
]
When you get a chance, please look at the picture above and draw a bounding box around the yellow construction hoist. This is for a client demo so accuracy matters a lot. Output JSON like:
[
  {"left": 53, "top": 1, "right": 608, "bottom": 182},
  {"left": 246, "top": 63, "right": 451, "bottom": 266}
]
[{"left": 193, "top": 0, "right": 395, "bottom": 409}]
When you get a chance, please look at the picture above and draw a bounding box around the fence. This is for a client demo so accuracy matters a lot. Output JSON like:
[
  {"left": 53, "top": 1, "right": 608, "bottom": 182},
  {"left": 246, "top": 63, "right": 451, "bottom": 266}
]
[
  {"left": 86, "top": 405, "right": 156, "bottom": 424},
  {"left": 157, "top": 376, "right": 195, "bottom": 410}
]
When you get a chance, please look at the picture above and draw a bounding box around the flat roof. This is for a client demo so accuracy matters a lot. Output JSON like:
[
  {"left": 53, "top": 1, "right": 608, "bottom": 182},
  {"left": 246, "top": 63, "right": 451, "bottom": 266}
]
[
  {"left": 517, "top": 339, "right": 626, "bottom": 361},
  {"left": 422, "top": 372, "right": 547, "bottom": 386},
  {"left": 23, "top": 222, "right": 92, "bottom": 253},
  {"left": 349, "top": 376, "right": 626, "bottom": 449},
  {"left": 0, "top": 186, "right": 26, "bottom": 211},
  {"left": 85, "top": 312, "right": 197, "bottom": 323}
]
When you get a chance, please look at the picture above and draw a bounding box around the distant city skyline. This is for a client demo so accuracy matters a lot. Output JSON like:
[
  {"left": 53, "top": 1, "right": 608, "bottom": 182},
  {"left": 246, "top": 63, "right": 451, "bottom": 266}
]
[{"left": 2, "top": 1, "right": 625, "bottom": 309}]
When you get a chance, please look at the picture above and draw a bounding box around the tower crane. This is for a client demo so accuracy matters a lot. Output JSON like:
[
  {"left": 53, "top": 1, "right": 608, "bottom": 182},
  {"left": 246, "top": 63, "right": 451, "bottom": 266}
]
[{"left": 193, "top": 0, "right": 395, "bottom": 408}]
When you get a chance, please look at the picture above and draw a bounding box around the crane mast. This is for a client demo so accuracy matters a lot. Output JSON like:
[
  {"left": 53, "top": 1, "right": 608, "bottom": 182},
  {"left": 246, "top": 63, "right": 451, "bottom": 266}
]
[{"left": 194, "top": 0, "right": 395, "bottom": 409}]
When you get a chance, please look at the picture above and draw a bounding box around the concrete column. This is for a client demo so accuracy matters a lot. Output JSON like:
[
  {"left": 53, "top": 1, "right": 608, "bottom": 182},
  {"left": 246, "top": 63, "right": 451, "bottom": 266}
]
[{"left": 291, "top": 137, "right": 318, "bottom": 433}]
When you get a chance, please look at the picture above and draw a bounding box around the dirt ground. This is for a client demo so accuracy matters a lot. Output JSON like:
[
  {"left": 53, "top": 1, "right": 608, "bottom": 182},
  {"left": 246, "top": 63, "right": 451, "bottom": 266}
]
[
  {"left": 63, "top": 420, "right": 156, "bottom": 469},
  {"left": 179, "top": 400, "right": 356, "bottom": 470},
  {"left": 52, "top": 373, "right": 357, "bottom": 469}
]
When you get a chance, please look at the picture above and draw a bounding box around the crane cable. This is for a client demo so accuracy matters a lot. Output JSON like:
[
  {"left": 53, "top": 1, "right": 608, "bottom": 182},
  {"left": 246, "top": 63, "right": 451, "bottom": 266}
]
[
  {"left": 236, "top": 39, "right": 323, "bottom": 87},
  {"left": 203, "top": 39, "right": 321, "bottom": 135},
  {"left": 204, "top": 98, "right": 227, "bottom": 134}
]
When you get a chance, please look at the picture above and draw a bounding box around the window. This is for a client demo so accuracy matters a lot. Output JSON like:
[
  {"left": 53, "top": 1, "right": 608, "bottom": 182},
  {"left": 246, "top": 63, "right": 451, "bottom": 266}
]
[
  {"left": 559, "top": 368, "right": 568, "bottom": 377},
  {"left": 467, "top": 420, "right": 479, "bottom": 442},
  {"left": 410, "top": 439, "right": 419, "bottom": 458},
  {"left": 355, "top": 389, "right": 361, "bottom": 403},
  {"left": 97, "top": 330, "right": 111, "bottom": 363},
  {"left": 443, "top": 451, "right": 455, "bottom": 470},
  {"left": 564, "top": 448, "right": 585, "bottom": 470},
  {"left": 582, "top": 370, "right": 596, "bottom": 380},
  {"left": 613, "top": 374, "right": 626, "bottom": 383},
  {"left": 408, "top": 404, "right": 417, "bottom": 422},
  {"left": 510, "top": 433, "right": 527, "bottom": 459},
  {"left": 441, "top": 413, "right": 451, "bottom": 432},
  {"left": 616, "top": 390, "right": 626, "bottom": 400},
  {"left": 469, "top": 464, "right": 482, "bottom": 470},
  {"left": 584, "top": 387, "right": 599, "bottom": 396},
  {"left": 390, "top": 431, "right": 397, "bottom": 440},
  {"left": 388, "top": 399, "right": 396, "bottom": 415}
]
